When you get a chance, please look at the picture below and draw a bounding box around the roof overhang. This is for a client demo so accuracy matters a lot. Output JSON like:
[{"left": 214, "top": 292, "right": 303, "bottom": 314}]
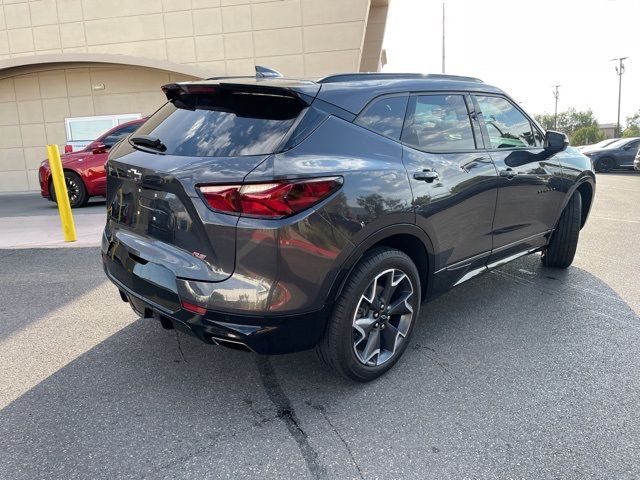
[{"left": 0, "top": 53, "right": 210, "bottom": 80}]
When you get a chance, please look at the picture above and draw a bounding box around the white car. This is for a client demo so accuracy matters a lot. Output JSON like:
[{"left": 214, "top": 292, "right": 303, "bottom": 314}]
[{"left": 578, "top": 138, "right": 619, "bottom": 153}]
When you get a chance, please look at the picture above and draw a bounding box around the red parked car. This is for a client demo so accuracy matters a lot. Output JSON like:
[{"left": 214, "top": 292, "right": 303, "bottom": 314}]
[{"left": 39, "top": 118, "right": 146, "bottom": 208}]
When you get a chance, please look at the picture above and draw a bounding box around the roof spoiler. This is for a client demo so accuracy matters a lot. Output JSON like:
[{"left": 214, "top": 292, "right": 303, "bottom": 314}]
[{"left": 161, "top": 81, "right": 318, "bottom": 105}]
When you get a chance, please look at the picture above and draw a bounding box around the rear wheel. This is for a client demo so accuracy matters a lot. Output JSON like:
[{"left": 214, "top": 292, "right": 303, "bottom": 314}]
[
  {"left": 50, "top": 171, "right": 88, "bottom": 208},
  {"left": 596, "top": 157, "right": 615, "bottom": 173},
  {"left": 316, "top": 248, "right": 421, "bottom": 381},
  {"left": 541, "top": 192, "right": 582, "bottom": 269}
]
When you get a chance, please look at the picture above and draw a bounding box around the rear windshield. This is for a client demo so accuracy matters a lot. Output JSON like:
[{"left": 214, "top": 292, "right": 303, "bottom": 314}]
[{"left": 133, "top": 91, "right": 303, "bottom": 157}]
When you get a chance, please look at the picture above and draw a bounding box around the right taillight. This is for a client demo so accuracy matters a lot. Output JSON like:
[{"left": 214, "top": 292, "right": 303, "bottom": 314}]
[{"left": 198, "top": 177, "right": 342, "bottom": 218}]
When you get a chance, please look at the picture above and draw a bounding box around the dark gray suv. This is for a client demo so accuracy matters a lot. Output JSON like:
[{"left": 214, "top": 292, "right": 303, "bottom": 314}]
[
  {"left": 584, "top": 137, "right": 640, "bottom": 172},
  {"left": 102, "top": 71, "right": 595, "bottom": 381}
]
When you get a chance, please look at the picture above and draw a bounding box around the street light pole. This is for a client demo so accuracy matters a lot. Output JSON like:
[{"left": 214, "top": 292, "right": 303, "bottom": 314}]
[
  {"left": 552, "top": 85, "right": 560, "bottom": 130},
  {"left": 612, "top": 57, "right": 627, "bottom": 137}
]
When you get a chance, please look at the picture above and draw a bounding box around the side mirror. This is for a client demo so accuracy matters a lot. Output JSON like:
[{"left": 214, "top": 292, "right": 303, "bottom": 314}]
[
  {"left": 91, "top": 142, "right": 107, "bottom": 154},
  {"left": 544, "top": 130, "right": 568, "bottom": 153}
]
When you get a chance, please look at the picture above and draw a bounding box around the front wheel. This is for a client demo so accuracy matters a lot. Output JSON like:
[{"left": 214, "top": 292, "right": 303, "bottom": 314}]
[
  {"left": 316, "top": 248, "right": 421, "bottom": 381},
  {"left": 596, "top": 157, "right": 615, "bottom": 173},
  {"left": 541, "top": 192, "right": 582, "bottom": 269}
]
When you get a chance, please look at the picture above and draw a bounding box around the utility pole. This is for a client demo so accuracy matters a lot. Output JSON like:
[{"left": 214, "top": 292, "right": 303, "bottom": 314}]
[
  {"left": 441, "top": 2, "right": 445, "bottom": 74},
  {"left": 552, "top": 85, "right": 560, "bottom": 130},
  {"left": 612, "top": 57, "right": 627, "bottom": 137}
]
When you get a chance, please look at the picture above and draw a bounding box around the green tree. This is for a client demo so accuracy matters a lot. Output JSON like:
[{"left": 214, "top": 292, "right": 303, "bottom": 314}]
[
  {"left": 534, "top": 108, "right": 599, "bottom": 138},
  {"left": 571, "top": 125, "right": 605, "bottom": 146},
  {"left": 534, "top": 113, "right": 556, "bottom": 131},
  {"left": 622, "top": 110, "right": 640, "bottom": 137}
]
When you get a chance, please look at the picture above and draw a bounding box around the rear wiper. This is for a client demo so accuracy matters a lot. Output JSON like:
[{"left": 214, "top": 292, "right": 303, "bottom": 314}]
[{"left": 130, "top": 135, "right": 167, "bottom": 153}]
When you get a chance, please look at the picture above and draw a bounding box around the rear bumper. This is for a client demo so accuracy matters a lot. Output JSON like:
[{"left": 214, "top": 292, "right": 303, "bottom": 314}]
[
  {"left": 105, "top": 263, "right": 329, "bottom": 354},
  {"left": 101, "top": 230, "right": 331, "bottom": 354}
]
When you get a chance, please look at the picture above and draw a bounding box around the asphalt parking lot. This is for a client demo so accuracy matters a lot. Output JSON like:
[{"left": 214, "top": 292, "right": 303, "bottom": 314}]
[{"left": 0, "top": 172, "right": 639, "bottom": 479}]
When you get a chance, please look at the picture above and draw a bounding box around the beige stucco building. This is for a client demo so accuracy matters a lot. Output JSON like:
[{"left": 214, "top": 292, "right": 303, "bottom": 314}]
[{"left": 0, "top": 0, "right": 389, "bottom": 192}]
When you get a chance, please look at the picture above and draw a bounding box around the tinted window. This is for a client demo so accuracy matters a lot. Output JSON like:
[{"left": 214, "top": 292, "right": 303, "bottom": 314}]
[
  {"left": 401, "top": 94, "right": 475, "bottom": 151},
  {"left": 475, "top": 96, "right": 540, "bottom": 148},
  {"left": 356, "top": 95, "right": 408, "bottom": 140},
  {"left": 604, "top": 139, "right": 631, "bottom": 149},
  {"left": 103, "top": 123, "right": 140, "bottom": 148},
  {"left": 133, "top": 92, "right": 303, "bottom": 157}
]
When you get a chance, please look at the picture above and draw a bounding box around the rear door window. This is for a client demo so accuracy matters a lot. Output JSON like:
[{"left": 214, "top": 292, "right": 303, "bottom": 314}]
[
  {"left": 401, "top": 94, "right": 476, "bottom": 152},
  {"left": 356, "top": 95, "right": 409, "bottom": 140},
  {"left": 474, "top": 95, "right": 541, "bottom": 149},
  {"left": 134, "top": 91, "right": 304, "bottom": 157}
]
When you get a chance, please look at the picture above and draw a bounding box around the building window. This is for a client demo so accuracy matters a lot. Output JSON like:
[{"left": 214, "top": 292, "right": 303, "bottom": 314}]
[{"left": 65, "top": 114, "right": 141, "bottom": 151}]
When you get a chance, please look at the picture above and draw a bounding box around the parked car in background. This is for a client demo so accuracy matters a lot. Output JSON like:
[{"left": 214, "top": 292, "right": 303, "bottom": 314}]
[
  {"left": 577, "top": 137, "right": 619, "bottom": 153},
  {"left": 583, "top": 137, "right": 640, "bottom": 172},
  {"left": 39, "top": 118, "right": 146, "bottom": 207},
  {"left": 102, "top": 71, "right": 595, "bottom": 381},
  {"left": 634, "top": 147, "right": 640, "bottom": 171}
]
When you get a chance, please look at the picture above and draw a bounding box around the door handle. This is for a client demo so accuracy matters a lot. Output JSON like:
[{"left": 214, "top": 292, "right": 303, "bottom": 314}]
[
  {"left": 499, "top": 168, "right": 518, "bottom": 179},
  {"left": 413, "top": 169, "right": 439, "bottom": 182}
]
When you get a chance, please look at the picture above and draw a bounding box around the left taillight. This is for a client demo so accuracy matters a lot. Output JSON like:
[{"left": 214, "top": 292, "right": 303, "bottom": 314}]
[{"left": 198, "top": 177, "right": 342, "bottom": 218}]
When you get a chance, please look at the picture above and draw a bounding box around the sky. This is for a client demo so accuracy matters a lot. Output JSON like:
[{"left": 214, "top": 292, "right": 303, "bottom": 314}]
[{"left": 382, "top": 0, "right": 640, "bottom": 125}]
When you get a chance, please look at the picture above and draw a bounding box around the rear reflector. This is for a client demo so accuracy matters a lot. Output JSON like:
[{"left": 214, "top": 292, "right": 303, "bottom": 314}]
[
  {"left": 198, "top": 177, "right": 342, "bottom": 218},
  {"left": 181, "top": 300, "right": 207, "bottom": 315}
]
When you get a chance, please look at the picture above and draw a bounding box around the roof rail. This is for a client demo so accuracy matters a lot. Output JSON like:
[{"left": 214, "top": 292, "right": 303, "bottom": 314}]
[
  {"left": 318, "top": 73, "right": 426, "bottom": 83},
  {"left": 317, "top": 72, "right": 483, "bottom": 84},
  {"left": 426, "top": 73, "right": 483, "bottom": 83}
]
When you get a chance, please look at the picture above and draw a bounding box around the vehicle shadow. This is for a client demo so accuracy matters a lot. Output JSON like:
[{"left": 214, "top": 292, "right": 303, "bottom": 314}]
[
  {"left": 1, "top": 254, "right": 639, "bottom": 478},
  {"left": 0, "top": 248, "right": 109, "bottom": 341}
]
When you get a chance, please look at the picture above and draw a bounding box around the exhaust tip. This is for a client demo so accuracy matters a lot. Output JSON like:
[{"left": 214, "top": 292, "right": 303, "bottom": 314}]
[
  {"left": 211, "top": 336, "right": 252, "bottom": 352},
  {"left": 118, "top": 289, "right": 129, "bottom": 303}
]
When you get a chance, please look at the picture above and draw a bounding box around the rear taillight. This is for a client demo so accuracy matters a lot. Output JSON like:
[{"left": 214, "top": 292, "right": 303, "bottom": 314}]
[
  {"left": 198, "top": 177, "right": 342, "bottom": 218},
  {"left": 181, "top": 300, "right": 207, "bottom": 315}
]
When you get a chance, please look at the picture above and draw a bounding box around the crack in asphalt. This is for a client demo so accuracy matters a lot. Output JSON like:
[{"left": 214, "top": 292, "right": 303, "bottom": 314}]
[
  {"left": 305, "top": 401, "right": 365, "bottom": 480},
  {"left": 255, "top": 356, "right": 328, "bottom": 480},
  {"left": 410, "top": 343, "right": 455, "bottom": 376},
  {"left": 243, "top": 398, "right": 276, "bottom": 427},
  {"left": 143, "top": 433, "right": 224, "bottom": 478}
]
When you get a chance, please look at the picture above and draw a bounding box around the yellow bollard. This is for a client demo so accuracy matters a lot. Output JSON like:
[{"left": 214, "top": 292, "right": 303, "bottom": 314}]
[{"left": 46, "top": 144, "right": 77, "bottom": 242}]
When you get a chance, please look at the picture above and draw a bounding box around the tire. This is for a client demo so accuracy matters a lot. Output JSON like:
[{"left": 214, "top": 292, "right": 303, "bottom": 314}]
[
  {"left": 596, "top": 157, "right": 615, "bottom": 173},
  {"left": 541, "top": 192, "right": 582, "bottom": 269},
  {"left": 50, "top": 171, "right": 88, "bottom": 208},
  {"left": 316, "top": 247, "right": 421, "bottom": 381}
]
